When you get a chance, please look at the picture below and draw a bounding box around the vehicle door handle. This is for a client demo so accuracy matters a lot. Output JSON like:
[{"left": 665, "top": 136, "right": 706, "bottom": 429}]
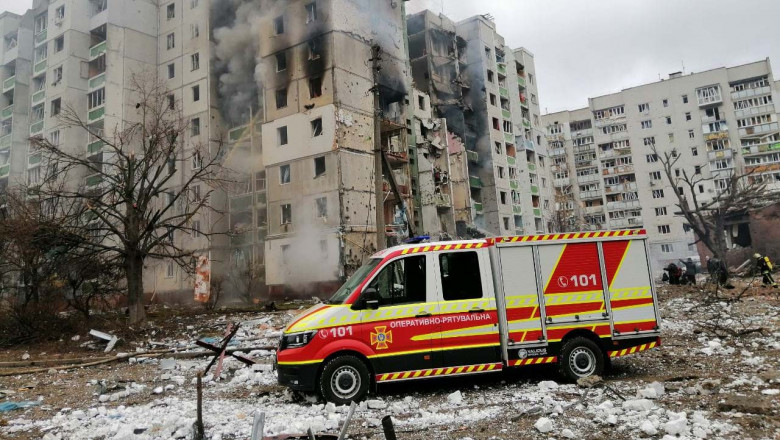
[
  {"left": 416, "top": 312, "right": 432, "bottom": 318},
  {"left": 469, "top": 308, "right": 485, "bottom": 313}
]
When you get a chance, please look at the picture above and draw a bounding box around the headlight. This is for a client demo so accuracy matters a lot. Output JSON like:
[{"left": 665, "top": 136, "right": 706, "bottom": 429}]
[{"left": 279, "top": 330, "right": 318, "bottom": 350}]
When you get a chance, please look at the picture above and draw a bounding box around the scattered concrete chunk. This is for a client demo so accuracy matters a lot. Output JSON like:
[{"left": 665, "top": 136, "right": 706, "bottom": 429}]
[{"left": 534, "top": 416, "right": 553, "bottom": 433}]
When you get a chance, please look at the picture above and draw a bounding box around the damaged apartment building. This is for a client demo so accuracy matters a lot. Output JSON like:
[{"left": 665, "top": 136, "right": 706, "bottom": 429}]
[
  {"left": 255, "top": 0, "right": 418, "bottom": 295},
  {"left": 407, "top": 10, "right": 554, "bottom": 237}
]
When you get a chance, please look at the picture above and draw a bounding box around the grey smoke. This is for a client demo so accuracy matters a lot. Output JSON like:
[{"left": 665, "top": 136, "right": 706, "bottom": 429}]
[{"left": 211, "top": 0, "right": 264, "bottom": 126}]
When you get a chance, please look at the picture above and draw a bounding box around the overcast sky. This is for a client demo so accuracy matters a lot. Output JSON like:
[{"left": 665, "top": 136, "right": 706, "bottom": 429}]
[
  {"left": 3, "top": 0, "right": 778, "bottom": 113},
  {"left": 406, "top": 0, "right": 780, "bottom": 114}
]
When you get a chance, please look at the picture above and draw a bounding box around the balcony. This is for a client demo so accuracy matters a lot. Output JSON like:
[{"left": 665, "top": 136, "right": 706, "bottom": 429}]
[
  {"left": 434, "top": 193, "right": 451, "bottom": 209},
  {"left": 572, "top": 128, "right": 594, "bottom": 138},
  {"left": 28, "top": 154, "right": 41, "bottom": 165},
  {"left": 702, "top": 121, "right": 728, "bottom": 135},
  {"left": 731, "top": 86, "right": 771, "bottom": 100},
  {"left": 585, "top": 205, "right": 604, "bottom": 215},
  {"left": 0, "top": 134, "right": 11, "bottom": 149},
  {"left": 553, "top": 177, "right": 570, "bottom": 187},
  {"left": 87, "top": 139, "right": 105, "bottom": 154},
  {"left": 599, "top": 148, "right": 631, "bottom": 159},
  {"left": 573, "top": 144, "right": 595, "bottom": 154},
  {"left": 510, "top": 181, "right": 519, "bottom": 190},
  {"left": 504, "top": 132, "right": 514, "bottom": 143},
  {"left": 497, "top": 63, "right": 507, "bottom": 76},
  {"left": 466, "top": 150, "right": 479, "bottom": 163},
  {"left": 1, "top": 105, "right": 12, "bottom": 120},
  {"left": 86, "top": 174, "right": 103, "bottom": 187},
  {"left": 602, "top": 165, "right": 635, "bottom": 176},
  {"left": 522, "top": 118, "right": 531, "bottom": 128},
  {"left": 607, "top": 200, "right": 641, "bottom": 211},
  {"left": 517, "top": 76, "right": 526, "bottom": 88},
  {"left": 506, "top": 156, "right": 516, "bottom": 166},
  {"left": 88, "top": 73, "right": 106, "bottom": 89},
  {"left": 2, "top": 76, "right": 14, "bottom": 93},
  {"left": 474, "top": 202, "right": 483, "bottom": 213},
  {"left": 707, "top": 149, "right": 733, "bottom": 161},
  {"left": 550, "top": 147, "right": 566, "bottom": 157},
  {"left": 229, "top": 126, "right": 247, "bottom": 142},
  {"left": 579, "top": 190, "right": 603, "bottom": 200},
  {"left": 525, "top": 140, "right": 535, "bottom": 150},
  {"left": 502, "top": 109, "right": 511, "bottom": 119},
  {"left": 469, "top": 176, "right": 483, "bottom": 188},
  {"left": 533, "top": 208, "right": 542, "bottom": 217},
  {"left": 575, "top": 159, "right": 596, "bottom": 168},
  {"left": 88, "top": 106, "right": 105, "bottom": 122},
  {"left": 32, "top": 89, "right": 46, "bottom": 104},
  {"left": 528, "top": 162, "right": 536, "bottom": 172},
  {"left": 499, "top": 87, "right": 508, "bottom": 98},
  {"left": 742, "top": 142, "right": 780, "bottom": 155},
  {"left": 739, "top": 122, "right": 779, "bottom": 138},
  {"left": 576, "top": 173, "right": 600, "bottom": 184},
  {"left": 30, "top": 120, "right": 44, "bottom": 135},
  {"left": 90, "top": 40, "right": 107, "bottom": 59},
  {"left": 735, "top": 104, "right": 776, "bottom": 119},
  {"left": 0, "top": 163, "right": 9, "bottom": 178},
  {"left": 34, "top": 59, "right": 47, "bottom": 75},
  {"left": 531, "top": 185, "right": 539, "bottom": 194},
  {"left": 34, "top": 29, "right": 47, "bottom": 46},
  {"left": 605, "top": 182, "right": 638, "bottom": 194}
]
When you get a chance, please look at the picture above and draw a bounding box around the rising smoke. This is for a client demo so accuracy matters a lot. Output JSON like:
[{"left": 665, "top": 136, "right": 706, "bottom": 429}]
[{"left": 211, "top": 0, "right": 264, "bottom": 126}]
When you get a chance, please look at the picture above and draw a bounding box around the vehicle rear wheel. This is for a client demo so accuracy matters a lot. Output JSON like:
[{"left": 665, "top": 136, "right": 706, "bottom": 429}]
[
  {"left": 319, "top": 355, "right": 370, "bottom": 405},
  {"left": 558, "top": 337, "right": 605, "bottom": 381}
]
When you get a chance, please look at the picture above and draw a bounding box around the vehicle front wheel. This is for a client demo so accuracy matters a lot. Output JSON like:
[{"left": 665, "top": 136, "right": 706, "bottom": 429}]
[
  {"left": 319, "top": 355, "right": 370, "bottom": 405},
  {"left": 558, "top": 337, "right": 605, "bottom": 381}
]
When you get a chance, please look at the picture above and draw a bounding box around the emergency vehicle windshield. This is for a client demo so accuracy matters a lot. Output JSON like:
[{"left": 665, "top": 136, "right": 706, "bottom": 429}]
[{"left": 327, "top": 258, "right": 382, "bottom": 304}]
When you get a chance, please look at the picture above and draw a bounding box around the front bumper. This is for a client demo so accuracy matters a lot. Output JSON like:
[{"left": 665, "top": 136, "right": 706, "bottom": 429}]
[{"left": 276, "top": 361, "right": 319, "bottom": 392}]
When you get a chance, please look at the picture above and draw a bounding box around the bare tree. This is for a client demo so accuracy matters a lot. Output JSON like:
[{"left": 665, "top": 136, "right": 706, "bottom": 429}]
[
  {"left": 30, "top": 73, "right": 229, "bottom": 324},
  {"left": 548, "top": 185, "right": 587, "bottom": 233},
  {"left": 651, "top": 142, "right": 776, "bottom": 269}
]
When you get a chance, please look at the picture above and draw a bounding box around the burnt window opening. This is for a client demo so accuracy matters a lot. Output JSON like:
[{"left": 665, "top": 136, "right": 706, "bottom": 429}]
[
  {"left": 305, "top": 2, "right": 317, "bottom": 23},
  {"left": 275, "top": 87, "right": 287, "bottom": 109},
  {"left": 492, "top": 117, "right": 500, "bottom": 131},
  {"left": 487, "top": 70, "right": 494, "bottom": 83},
  {"left": 311, "top": 118, "right": 323, "bottom": 137},
  {"left": 51, "top": 98, "right": 61, "bottom": 116},
  {"left": 280, "top": 164, "right": 291, "bottom": 184},
  {"left": 277, "top": 126, "right": 288, "bottom": 146},
  {"left": 274, "top": 15, "right": 284, "bottom": 35},
  {"left": 276, "top": 52, "right": 287, "bottom": 72},
  {"left": 309, "top": 76, "right": 322, "bottom": 98},
  {"left": 281, "top": 203, "right": 292, "bottom": 224},
  {"left": 308, "top": 37, "right": 322, "bottom": 60},
  {"left": 314, "top": 156, "right": 326, "bottom": 178},
  {"left": 418, "top": 95, "right": 425, "bottom": 110}
]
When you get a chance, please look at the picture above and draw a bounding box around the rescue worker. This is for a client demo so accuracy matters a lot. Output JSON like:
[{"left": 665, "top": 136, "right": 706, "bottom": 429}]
[
  {"left": 707, "top": 256, "right": 730, "bottom": 286},
  {"left": 664, "top": 263, "right": 682, "bottom": 285},
  {"left": 754, "top": 253, "right": 778, "bottom": 288},
  {"left": 679, "top": 258, "right": 697, "bottom": 285}
]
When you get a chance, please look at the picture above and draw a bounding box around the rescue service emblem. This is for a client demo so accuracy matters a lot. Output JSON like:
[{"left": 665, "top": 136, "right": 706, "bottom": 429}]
[{"left": 370, "top": 326, "right": 393, "bottom": 350}]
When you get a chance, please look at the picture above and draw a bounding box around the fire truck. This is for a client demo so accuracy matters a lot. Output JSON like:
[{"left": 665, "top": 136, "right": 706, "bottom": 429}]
[{"left": 277, "top": 230, "right": 661, "bottom": 404}]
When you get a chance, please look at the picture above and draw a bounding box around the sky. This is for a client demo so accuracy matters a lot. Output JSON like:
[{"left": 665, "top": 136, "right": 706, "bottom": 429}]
[
  {"left": 406, "top": 0, "right": 780, "bottom": 114},
  {"left": 2, "top": 0, "right": 778, "bottom": 113}
]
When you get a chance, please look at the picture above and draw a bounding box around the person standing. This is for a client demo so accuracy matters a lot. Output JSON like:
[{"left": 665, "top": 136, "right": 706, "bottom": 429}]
[
  {"left": 679, "top": 258, "right": 697, "bottom": 285},
  {"left": 754, "top": 253, "right": 778, "bottom": 288}
]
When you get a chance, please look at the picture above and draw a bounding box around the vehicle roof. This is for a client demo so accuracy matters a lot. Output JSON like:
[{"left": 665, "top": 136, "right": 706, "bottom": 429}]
[{"left": 371, "top": 239, "right": 487, "bottom": 259}]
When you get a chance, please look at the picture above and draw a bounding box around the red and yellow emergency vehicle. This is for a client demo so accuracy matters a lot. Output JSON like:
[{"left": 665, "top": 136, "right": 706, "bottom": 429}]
[{"left": 277, "top": 230, "right": 661, "bottom": 404}]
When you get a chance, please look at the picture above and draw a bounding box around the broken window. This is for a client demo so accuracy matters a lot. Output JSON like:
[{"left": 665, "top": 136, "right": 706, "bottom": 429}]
[
  {"left": 191, "top": 117, "right": 200, "bottom": 136},
  {"left": 688, "top": 129, "right": 695, "bottom": 139},
  {"left": 487, "top": 70, "right": 494, "bottom": 83},
  {"left": 418, "top": 95, "right": 425, "bottom": 110},
  {"left": 500, "top": 191, "right": 507, "bottom": 204},
  {"left": 255, "top": 171, "right": 266, "bottom": 191},
  {"left": 492, "top": 118, "right": 500, "bottom": 131},
  {"left": 305, "top": 2, "right": 317, "bottom": 23},
  {"left": 281, "top": 204, "right": 292, "bottom": 224},
  {"left": 311, "top": 118, "right": 323, "bottom": 137},
  {"left": 280, "top": 164, "right": 291, "bottom": 184},
  {"left": 51, "top": 98, "right": 61, "bottom": 116},
  {"left": 167, "top": 3, "right": 175, "bottom": 20},
  {"left": 276, "top": 52, "right": 286, "bottom": 72},
  {"left": 88, "top": 88, "right": 105, "bottom": 108},
  {"left": 315, "top": 196, "right": 327, "bottom": 218},
  {"left": 167, "top": 33, "right": 175, "bottom": 50},
  {"left": 489, "top": 94, "right": 497, "bottom": 106},
  {"left": 274, "top": 15, "right": 284, "bottom": 35},
  {"left": 167, "top": 94, "right": 175, "bottom": 110},
  {"left": 191, "top": 53, "right": 199, "bottom": 71},
  {"left": 309, "top": 76, "right": 322, "bottom": 98},
  {"left": 192, "top": 85, "right": 200, "bottom": 102},
  {"left": 308, "top": 37, "right": 322, "bottom": 60},
  {"left": 275, "top": 88, "right": 287, "bottom": 109},
  {"left": 54, "top": 36, "right": 64, "bottom": 52},
  {"left": 495, "top": 142, "right": 502, "bottom": 155},
  {"left": 314, "top": 156, "right": 326, "bottom": 177},
  {"left": 168, "top": 63, "right": 175, "bottom": 79},
  {"left": 277, "top": 126, "right": 288, "bottom": 145}
]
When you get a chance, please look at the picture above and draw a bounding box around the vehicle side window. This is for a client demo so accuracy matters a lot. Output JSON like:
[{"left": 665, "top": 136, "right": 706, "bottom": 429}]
[
  {"left": 368, "top": 255, "right": 426, "bottom": 306},
  {"left": 440, "top": 251, "right": 483, "bottom": 301}
]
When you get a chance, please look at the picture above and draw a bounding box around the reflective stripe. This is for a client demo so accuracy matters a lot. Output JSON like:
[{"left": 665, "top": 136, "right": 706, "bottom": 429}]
[
  {"left": 376, "top": 362, "right": 503, "bottom": 382},
  {"left": 608, "top": 341, "right": 658, "bottom": 358}
]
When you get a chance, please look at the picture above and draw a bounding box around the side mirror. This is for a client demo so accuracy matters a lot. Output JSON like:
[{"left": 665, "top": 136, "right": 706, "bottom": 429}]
[{"left": 353, "top": 287, "right": 380, "bottom": 310}]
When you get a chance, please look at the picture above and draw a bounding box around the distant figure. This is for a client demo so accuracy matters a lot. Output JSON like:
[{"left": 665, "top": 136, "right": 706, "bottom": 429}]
[
  {"left": 754, "top": 253, "right": 778, "bottom": 288},
  {"left": 707, "top": 255, "right": 730, "bottom": 286},
  {"left": 679, "top": 258, "right": 697, "bottom": 285},
  {"left": 663, "top": 263, "right": 682, "bottom": 285}
]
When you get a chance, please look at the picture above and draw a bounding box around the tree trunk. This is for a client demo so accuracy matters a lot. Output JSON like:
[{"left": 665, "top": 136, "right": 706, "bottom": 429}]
[{"left": 126, "top": 254, "right": 146, "bottom": 324}]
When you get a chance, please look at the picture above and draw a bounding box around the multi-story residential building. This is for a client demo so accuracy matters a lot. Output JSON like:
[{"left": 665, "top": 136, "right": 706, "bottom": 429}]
[
  {"left": 543, "top": 59, "right": 780, "bottom": 273},
  {"left": 257, "top": 0, "right": 417, "bottom": 295},
  {"left": 1, "top": 0, "right": 221, "bottom": 302},
  {"left": 407, "top": 10, "right": 554, "bottom": 237}
]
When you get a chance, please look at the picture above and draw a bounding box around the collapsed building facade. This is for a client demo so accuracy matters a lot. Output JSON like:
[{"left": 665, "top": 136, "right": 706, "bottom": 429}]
[{"left": 407, "top": 10, "right": 554, "bottom": 237}]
